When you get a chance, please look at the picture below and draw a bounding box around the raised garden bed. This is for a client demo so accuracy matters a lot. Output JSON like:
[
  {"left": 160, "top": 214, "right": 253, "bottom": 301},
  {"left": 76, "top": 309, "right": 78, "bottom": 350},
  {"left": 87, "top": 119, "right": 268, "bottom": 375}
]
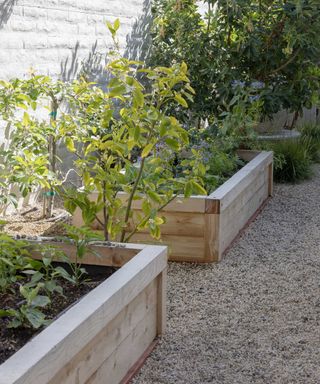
[
  {"left": 73, "top": 150, "right": 273, "bottom": 263},
  {"left": 0, "top": 240, "right": 167, "bottom": 384}
]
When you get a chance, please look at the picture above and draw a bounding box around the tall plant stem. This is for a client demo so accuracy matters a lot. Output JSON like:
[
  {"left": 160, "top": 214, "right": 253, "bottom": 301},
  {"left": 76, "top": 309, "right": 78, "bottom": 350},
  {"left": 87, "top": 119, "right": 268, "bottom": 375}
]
[
  {"left": 120, "top": 157, "right": 145, "bottom": 242},
  {"left": 102, "top": 181, "right": 109, "bottom": 241},
  {"left": 45, "top": 97, "right": 58, "bottom": 218}
]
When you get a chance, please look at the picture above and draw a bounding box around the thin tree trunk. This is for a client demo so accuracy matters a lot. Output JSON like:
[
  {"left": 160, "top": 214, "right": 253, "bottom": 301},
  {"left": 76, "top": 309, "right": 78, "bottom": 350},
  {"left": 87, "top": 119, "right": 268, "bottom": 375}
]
[
  {"left": 45, "top": 98, "right": 58, "bottom": 218},
  {"left": 102, "top": 181, "right": 109, "bottom": 241}
]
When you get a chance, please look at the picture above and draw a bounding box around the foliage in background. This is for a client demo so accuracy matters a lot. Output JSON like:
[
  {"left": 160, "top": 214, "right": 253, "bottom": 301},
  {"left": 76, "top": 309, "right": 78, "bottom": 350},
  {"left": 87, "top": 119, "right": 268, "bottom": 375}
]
[{"left": 150, "top": 0, "right": 320, "bottom": 126}]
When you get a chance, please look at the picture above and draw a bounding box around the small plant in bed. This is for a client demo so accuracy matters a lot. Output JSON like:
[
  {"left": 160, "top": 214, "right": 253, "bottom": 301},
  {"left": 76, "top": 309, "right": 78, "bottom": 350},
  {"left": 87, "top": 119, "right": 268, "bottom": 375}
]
[{"left": 0, "top": 226, "right": 115, "bottom": 364}]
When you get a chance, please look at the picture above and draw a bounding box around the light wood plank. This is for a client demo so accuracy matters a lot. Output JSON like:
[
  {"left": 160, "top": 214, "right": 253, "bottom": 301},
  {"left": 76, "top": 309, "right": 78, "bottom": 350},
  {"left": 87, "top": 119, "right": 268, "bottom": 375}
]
[
  {"left": 268, "top": 163, "right": 274, "bottom": 196},
  {"left": 219, "top": 181, "right": 269, "bottom": 254},
  {"left": 86, "top": 306, "right": 157, "bottom": 384},
  {"left": 208, "top": 152, "right": 273, "bottom": 211},
  {"left": 28, "top": 240, "right": 145, "bottom": 267},
  {"left": 127, "top": 211, "right": 205, "bottom": 237},
  {"left": 0, "top": 245, "right": 167, "bottom": 384},
  {"left": 49, "top": 280, "right": 157, "bottom": 384},
  {"left": 204, "top": 214, "right": 220, "bottom": 262},
  {"left": 157, "top": 269, "right": 167, "bottom": 335},
  {"left": 129, "top": 233, "right": 205, "bottom": 262},
  {"left": 218, "top": 168, "right": 268, "bottom": 219}
]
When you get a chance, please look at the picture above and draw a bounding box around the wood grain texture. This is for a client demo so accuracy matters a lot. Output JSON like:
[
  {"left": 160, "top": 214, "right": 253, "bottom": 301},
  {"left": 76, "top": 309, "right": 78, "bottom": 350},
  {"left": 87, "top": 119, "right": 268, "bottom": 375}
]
[
  {"left": 219, "top": 179, "right": 269, "bottom": 254},
  {"left": 49, "top": 280, "right": 158, "bottom": 384},
  {"left": 157, "top": 269, "right": 167, "bottom": 335},
  {"left": 127, "top": 211, "right": 205, "bottom": 237},
  {"left": 28, "top": 240, "right": 145, "bottom": 267},
  {"left": 129, "top": 233, "right": 206, "bottom": 263},
  {"left": 0, "top": 245, "right": 167, "bottom": 384},
  {"left": 86, "top": 307, "right": 157, "bottom": 384},
  {"left": 204, "top": 214, "right": 220, "bottom": 262}
]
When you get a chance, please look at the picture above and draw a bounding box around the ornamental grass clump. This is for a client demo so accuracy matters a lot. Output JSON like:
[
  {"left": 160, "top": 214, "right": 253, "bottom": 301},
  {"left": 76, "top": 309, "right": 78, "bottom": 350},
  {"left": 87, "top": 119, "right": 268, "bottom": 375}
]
[
  {"left": 271, "top": 139, "right": 312, "bottom": 183},
  {"left": 298, "top": 123, "right": 320, "bottom": 163}
]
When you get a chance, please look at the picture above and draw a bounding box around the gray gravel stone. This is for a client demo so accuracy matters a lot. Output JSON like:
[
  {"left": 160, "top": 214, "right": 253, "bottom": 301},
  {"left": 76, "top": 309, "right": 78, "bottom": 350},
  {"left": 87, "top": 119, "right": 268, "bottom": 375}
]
[{"left": 132, "top": 165, "right": 320, "bottom": 384}]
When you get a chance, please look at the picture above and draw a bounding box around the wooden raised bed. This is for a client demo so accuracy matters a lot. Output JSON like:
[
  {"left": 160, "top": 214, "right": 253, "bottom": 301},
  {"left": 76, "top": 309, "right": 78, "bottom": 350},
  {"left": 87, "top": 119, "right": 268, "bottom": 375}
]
[
  {"left": 0, "top": 241, "right": 167, "bottom": 384},
  {"left": 73, "top": 150, "right": 273, "bottom": 263}
]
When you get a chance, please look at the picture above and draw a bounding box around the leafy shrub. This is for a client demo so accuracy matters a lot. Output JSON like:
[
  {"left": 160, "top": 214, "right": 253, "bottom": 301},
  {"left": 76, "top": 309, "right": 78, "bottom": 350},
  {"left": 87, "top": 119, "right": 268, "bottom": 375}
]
[
  {"left": 61, "top": 21, "right": 207, "bottom": 243},
  {"left": 150, "top": 0, "right": 320, "bottom": 125}
]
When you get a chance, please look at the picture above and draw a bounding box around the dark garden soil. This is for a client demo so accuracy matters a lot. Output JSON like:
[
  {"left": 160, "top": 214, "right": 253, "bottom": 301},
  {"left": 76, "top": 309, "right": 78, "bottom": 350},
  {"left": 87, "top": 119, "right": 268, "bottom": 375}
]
[{"left": 0, "top": 265, "right": 117, "bottom": 364}]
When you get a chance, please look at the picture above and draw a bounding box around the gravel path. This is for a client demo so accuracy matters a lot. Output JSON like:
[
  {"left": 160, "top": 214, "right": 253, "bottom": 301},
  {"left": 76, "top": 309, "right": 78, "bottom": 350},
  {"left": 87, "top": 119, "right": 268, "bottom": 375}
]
[{"left": 133, "top": 165, "right": 320, "bottom": 384}]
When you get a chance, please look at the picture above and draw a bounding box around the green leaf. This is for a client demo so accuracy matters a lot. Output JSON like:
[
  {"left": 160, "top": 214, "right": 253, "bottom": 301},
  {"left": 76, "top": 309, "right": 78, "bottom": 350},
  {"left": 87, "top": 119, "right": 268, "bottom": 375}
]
[
  {"left": 141, "top": 143, "right": 154, "bottom": 158},
  {"left": 22, "top": 112, "right": 30, "bottom": 126},
  {"left": 142, "top": 199, "right": 151, "bottom": 215},
  {"left": 165, "top": 138, "right": 180, "bottom": 151},
  {"left": 133, "top": 89, "right": 144, "bottom": 108},
  {"left": 174, "top": 93, "right": 188, "bottom": 108},
  {"left": 31, "top": 295, "right": 51, "bottom": 308},
  {"left": 180, "top": 61, "right": 188, "bottom": 74},
  {"left": 184, "top": 181, "right": 193, "bottom": 198},
  {"left": 25, "top": 308, "right": 47, "bottom": 329},
  {"left": 114, "top": 18, "right": 120, "bottom": 32},
  {"left": 65, "top": 137, "right": 76, "bottom": 152},
  {"left": 109, "top": 85, "right": 126, "bottom": 98},
  {"left": 106, "top": 21, "right": 115, "bottom": 35},
  {"left": 190, "top": 180, "right": 207, "bottom": 196},
  {"left": 147, "top": 190, "right": 162, "bottom": 203},
  {"left": 134, "top": 126, "right": 140, "bottom": 141},
  {"left": 64, "top": 199, "right": 77, "bottom": 214}
]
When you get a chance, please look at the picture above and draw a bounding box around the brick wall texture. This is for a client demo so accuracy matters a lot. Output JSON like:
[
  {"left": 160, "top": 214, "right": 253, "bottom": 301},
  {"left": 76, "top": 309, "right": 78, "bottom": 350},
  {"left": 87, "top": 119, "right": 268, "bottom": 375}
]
[
  {"left": 0, "top": 0, "right": 151, "bottom": 142},
  {"left": 0, "top": 0, "right": 151, "bottom": 81}
]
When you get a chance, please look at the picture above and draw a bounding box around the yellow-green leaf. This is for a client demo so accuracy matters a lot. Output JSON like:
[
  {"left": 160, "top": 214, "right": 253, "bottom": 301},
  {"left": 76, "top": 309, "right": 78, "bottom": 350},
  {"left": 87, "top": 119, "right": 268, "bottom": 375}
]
[
  {"left": 190, "top": 180, "right": 207, "bottom": 196},
  {"left": 141, "top": 143, "right": 154, "bottom": 158},
  {"left": 22, "top": 112, "right": 30, "bottom": 126},
  {"left": 114, "top": 18, "right": 120, "bottom": 32},
  {"left": 180, "top": 61, "right": 188, "bottom": 74},
  {"left": 174, "top": 93, "right": 188, "bottom": 108},
  {"left": 133, "top": 89, "right": 144, "bottom": 108},
  {"left": 65, "top": 137, "right": 76, "bottom": 152}
]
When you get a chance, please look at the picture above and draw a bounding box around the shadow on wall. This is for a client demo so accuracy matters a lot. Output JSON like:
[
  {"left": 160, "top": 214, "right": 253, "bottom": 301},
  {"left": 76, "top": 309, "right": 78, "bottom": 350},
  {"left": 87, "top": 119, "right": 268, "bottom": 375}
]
[
  {"left": 60, "top": 40, "right": 109, "bottom": 86},
  {"left": 124, "top": 0, "right": 152, "bottom": 62},
  {"left": 0, "top": 0, "right": 17, "bottom": 29},
  {"left": 59, "top": 0, "right": 152, "bottom": 84}
]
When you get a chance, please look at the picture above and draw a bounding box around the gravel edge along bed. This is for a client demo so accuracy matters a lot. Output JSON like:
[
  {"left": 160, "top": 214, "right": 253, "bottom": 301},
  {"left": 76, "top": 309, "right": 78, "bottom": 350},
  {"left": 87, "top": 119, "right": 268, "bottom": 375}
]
[{"left": 133, "top": 165, "right": 320, "bottom": 384}]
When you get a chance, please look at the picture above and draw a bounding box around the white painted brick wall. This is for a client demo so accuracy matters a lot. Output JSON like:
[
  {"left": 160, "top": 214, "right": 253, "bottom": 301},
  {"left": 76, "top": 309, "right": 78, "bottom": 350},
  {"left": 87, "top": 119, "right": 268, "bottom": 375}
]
[
  {"left": 0, "top": 0, "right": 150, "bottom": 81},
  {"left": 0, "top": 0, "right": 151, "bottom": 143}
]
